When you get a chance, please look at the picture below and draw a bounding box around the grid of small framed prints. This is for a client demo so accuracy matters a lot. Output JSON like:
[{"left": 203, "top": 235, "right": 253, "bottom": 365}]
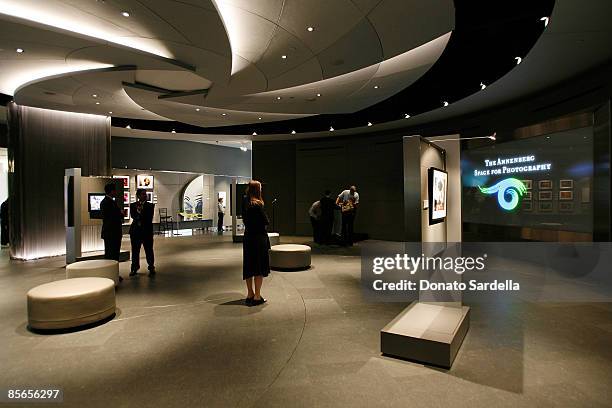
[
  {"left": 522, "top": 178, "right": 577, "bottom": 213},
  {"left": 521, "top": 180, "right": 533, "bottom": 211},
  {"left": 558, "top": 179, "right": 574, "bottom": 212},
  {"left": 115, "top": 174, "right": 159, "bottom": 224},
  {"left": 521, "top": 179, "right": 588, "bottom": 213}
]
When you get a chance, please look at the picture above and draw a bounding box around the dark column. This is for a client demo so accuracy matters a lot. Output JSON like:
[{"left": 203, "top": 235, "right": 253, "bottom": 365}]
[
  {"left": 593, "top": 101, "right": 611, "bottom": 241},
  {"left": 7, "top": 103, "right": 111, "bottom": 259}
]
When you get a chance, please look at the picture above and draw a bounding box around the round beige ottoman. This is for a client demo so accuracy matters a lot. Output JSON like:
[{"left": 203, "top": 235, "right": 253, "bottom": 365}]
[
  {"left": 66, "top": 260, "right": 119, "bottom": 285},
  {"left": 268, "top": 232, "right": 280, "bottom": 246},
  {"left": 269, "top": 244, "right": 311, "bottom": 270},
  {"left": 27, "top": 278, "right": 116, "bottom": 330}
]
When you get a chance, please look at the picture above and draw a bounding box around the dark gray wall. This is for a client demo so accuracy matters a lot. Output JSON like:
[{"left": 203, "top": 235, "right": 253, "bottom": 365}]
[
  {"left": 8, "top": 103, "right": 110, "bottom": 259},
  {"left": 252, "top": 142, "right": 296, "bottom": 234},
  {"left": 111, "top": 137, "right": 251, "bottom": 177},
  {"left": 593, "top": 100, "right": 611, "bottom": 241},
  {"left": 253, "top": 134, "right": 405, "bottom": 241}
]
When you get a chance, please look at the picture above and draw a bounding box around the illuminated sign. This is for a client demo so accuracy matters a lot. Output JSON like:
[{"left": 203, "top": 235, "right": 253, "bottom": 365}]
[
  {"left": 474, "top": 155, "right": 551, "bottom": 177},
  {"left": 478, "top": 178, "right": 527, "bottom": 211}
]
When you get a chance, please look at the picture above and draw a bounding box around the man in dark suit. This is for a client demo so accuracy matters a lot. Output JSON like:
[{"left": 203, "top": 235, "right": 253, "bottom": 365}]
[
  {"left": 101, "top": 182, "right": 124, "bottom": 281},
  {"left": 129, "top": 188, "right": 155, "bottom": 277}
]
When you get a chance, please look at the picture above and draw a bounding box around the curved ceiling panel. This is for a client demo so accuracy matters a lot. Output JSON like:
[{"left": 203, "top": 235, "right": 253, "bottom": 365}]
[{"left": 2, "top": 0, "right": 572, "bottom": 140}]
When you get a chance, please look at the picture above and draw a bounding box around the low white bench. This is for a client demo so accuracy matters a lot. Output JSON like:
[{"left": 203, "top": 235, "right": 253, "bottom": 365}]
[
  {"left": 27, "top": 278, "right": 116, "bottom": 330},
  {"left": 66, "top": 260, "right": 120, "bottom": 285},
  {"left": 269, "top": 244, "right": 311, "bottom": 270},
  {"left": 268, "top": 232, "right": 280, "bottom": 246}
]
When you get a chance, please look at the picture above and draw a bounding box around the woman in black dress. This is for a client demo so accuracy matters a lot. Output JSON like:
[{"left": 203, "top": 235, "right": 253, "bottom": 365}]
[{"left": 243, "top": 180, "right": 271, "bottom": 306}]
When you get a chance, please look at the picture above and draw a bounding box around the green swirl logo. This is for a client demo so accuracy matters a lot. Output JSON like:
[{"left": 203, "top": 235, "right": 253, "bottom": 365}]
[{"left": 478, "top": 178, "right": 527, "bottom": 211}]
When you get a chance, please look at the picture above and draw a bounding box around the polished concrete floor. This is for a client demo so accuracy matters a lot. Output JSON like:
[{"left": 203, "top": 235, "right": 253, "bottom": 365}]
[{"left": 1, "top": 234, "right": 611, "bottom": 408}]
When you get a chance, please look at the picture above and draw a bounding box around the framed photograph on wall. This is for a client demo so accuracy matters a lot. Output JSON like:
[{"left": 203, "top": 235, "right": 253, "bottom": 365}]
[
  {"left": 559, "top": 190, "right": 574, "bottom": 201},
  {"left": 522, "top": 201, "right": 533, "bottom": 211},
  {"left": 428, "top": 167, "right": 448, "bottom": 225},
  {"left": 581, "top": 186, "right": 590, "bottom": 203},
  {"left": 113, "top": 175, "right": 129, "bottom": 189},
  {"left": 136, "top": 174, "right": 154, "bottom": 189},
  {"left": 538, "top": 191, "right": 553, "bottom": 201},
  {"left": 524, "top": 191, "right": 532, "bottom": 200},
  {"left": 123, "top": 206, "right": 130, "bottom": 221},
  {"left": 146, "top": 192, "right": 153, "bottom": 202},
  {"left": 539, "top": 201, "right": 553, "bottom": 212},
  {"left": 538, "top": 180, "right": 553, "bottom": 190},
  {"left": 559, "top": 202, "right": 574, "bottom": 212},
  {"left": 559, "top": 179, "right": 574, "bottom": 189},
  {"left": 522, "top": 180, "right": 532, "bottom": 190},
  {"left": 123, "top": 192, "right": 130, "bottom": 204}
]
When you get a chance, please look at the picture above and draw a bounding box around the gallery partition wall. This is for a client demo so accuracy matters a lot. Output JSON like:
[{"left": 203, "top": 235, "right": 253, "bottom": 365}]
[
  {"left": 253, "top": 134, "right": 405, "bottom": 241},
  {"left": 7, "top": 104, "right": 110, "bottom": 260}
]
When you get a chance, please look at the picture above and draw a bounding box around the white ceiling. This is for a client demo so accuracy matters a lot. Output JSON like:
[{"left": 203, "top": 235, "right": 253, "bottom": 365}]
[{"left": 0, "top": 0, "right": 454, "bottom": 130}]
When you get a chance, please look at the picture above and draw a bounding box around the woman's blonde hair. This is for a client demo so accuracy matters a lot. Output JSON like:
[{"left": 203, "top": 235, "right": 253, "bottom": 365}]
[{"left": 247, "top": 180, "right": 264, "bottom": 206}]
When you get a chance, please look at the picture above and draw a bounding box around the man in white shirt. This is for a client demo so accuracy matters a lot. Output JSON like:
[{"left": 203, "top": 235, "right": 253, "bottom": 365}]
[
  {"left": 336, "top": 185, "right": 359, "bottom": 245},
  {"left": 308, "top": 200, "right": 322, "bottom": 243}
]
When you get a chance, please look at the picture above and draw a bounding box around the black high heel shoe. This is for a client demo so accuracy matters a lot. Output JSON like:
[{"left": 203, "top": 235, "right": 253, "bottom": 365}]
[
  {"left": 245, "top": 296, "right": 254, "bottom": 306},
  {"left": 251, "top": 297, "right": 266, "bottom": 306}
]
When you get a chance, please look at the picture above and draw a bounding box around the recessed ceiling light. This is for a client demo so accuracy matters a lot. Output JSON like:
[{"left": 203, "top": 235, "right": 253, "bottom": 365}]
[
  {"left": 92, "top": 94, "right": 98, "bottom": 98},
  {"left": 480, "top": 82, "right": 486, "bottom": 90},
  {"left": 316, "top": 93, "right": 321, "bottom": 97},
  {"left": 258, "top": 117, "right": 262, "bottom": 120},
  {"left": 108, "top": 111, "right": 112, "bottom": 114},
  {"left": 307, "top": 26, "right": 314, "bottom": 32},
  {"left": 373, "top": 85, "right": 379, "bottom": 89},
  {"left": 515, "top": 56, "right": 522, "bottom": 65},
  {"left": 252, "top": 132, "right": 257, "bottom": 136},
  {"left": 442, "top": 101, "right": 449, "bottom": 107},
  {"left": 221, "top": 113, "right": 227, "bottom": 116},
  {"left": 281, "top": 55, "right": 287, "bottom": 59},
  {"left": 126, "top": 125, "right": 131, "bottom": 129},
  {"left": 15, "top": 48, "right": 24, "bottom": 53},
  {"left": 95, "top": 102, "right": 100, "bottom": 105},
  {"left": 121, "top": 11, "right": 130, "bottom": 17},
  {"left": 276, "top": 96, "right": 282, "bottom": 100},
  {"left": 367, "top": 122, "right": 372, "bottom": 127},
  {"left": 404, "top": 113, "right": 411, "bottom": 119},
  {"left": 291, "top": 130, "right": 296, "bottom": 135},
  {"left": 489, "top": 133, "right": 497, "bottom": 141},
  {"left": 195, "top": 108, "right": 200, "bottom": 112},
  {"left": 171, "top": 129, "right": 176, "bottom": 133},
  {"left": 329, "top": 126, "right": 334, "bottom": 132}
]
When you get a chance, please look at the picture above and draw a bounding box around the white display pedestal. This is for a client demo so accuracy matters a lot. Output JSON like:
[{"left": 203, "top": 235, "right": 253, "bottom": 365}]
[{"left": 381, "top": 302, "right": 470, "bottom": 368}]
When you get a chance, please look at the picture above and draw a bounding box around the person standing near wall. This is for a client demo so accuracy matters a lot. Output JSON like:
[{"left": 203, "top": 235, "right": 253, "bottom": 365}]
[
  {"left": 101, "top": 183, "right": 124, "bottom": 281},
  {"left": 308, "top": 199, "right": 322, "bottom": 243},
  {"left": 336, "top": 185, "right": 359, "bottom": 246},
  {"left": 217, "top": 197, "right": 225, "bottom": 233},
  {"left": 129, "top": 188, "right": 155, "bottom": 277},
  {"left": 319, "top": 190, "right": 336, "bottom": 245},
  {"left": 242, "top": 180, "right": 270, "bottom": 306}
]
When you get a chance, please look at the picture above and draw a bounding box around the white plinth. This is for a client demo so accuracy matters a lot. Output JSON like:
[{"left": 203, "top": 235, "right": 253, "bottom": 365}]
[{"left": 381, "top": 302, "right": 470, "bottom": 368}]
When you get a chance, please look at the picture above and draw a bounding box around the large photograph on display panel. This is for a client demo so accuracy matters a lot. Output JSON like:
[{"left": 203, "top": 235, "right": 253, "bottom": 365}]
[
  {"left": 461, "top": 127, "right": 594, "bottom": 233},
  {"left": 428, "top": 167, "right": 448, "bottom": 225},
  {"left": 182, "top": 175, "right": 203, "bottom": 219}
]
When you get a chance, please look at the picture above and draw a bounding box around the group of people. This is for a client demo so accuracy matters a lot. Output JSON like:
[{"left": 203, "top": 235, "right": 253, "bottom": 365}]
[
  {"left": 309, "top": 185, "right": 360, "bottom": 246},
  {"left": 99, "top": 180, "right": 357, "bottom": 307},
  {"left": 101, "top": 182, "right": 155, "bottom": 282}
]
